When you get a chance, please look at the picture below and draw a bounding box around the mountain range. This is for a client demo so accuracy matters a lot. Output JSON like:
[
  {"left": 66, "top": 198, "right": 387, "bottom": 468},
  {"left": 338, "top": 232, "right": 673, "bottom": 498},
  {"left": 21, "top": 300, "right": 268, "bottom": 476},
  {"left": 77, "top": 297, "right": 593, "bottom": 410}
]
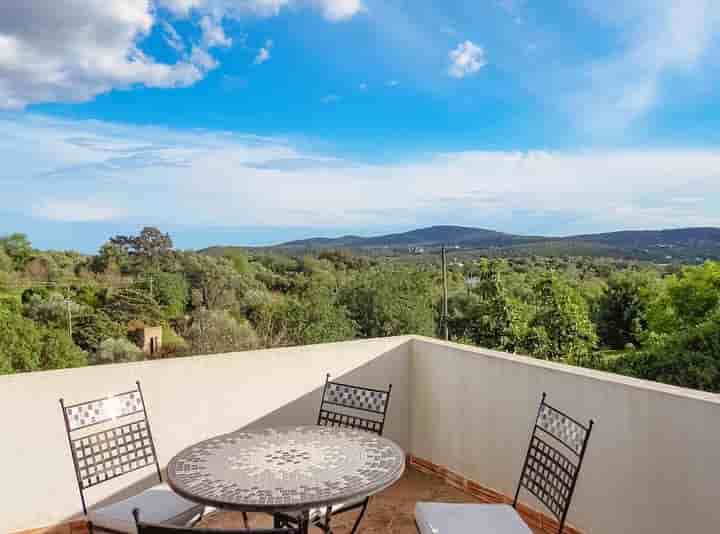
[
  {"left": 202, "top": 225, "right": 720, "bottom": 261},
  {"left": 274, "top": 225, "right": 720, "bottom": 261}
]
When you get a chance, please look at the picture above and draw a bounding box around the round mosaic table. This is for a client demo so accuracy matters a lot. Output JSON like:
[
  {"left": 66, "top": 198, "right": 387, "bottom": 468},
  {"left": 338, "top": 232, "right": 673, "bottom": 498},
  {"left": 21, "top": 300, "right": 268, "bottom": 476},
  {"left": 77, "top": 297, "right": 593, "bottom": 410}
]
[{"left": 167, "top": 425, "right": 406, "bottom": 515}]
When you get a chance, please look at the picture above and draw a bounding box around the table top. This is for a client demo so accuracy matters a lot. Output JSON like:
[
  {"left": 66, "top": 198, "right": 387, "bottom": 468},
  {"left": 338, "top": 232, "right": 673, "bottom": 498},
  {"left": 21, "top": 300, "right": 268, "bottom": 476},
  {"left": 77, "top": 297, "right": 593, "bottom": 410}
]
[{"left": 166, "top": 425, "right": 406, "bottom": 512}]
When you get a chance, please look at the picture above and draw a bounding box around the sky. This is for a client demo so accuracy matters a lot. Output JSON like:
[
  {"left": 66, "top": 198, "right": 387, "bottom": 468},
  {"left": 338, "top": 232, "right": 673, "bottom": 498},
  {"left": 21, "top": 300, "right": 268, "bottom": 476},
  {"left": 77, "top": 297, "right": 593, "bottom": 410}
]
[{"left": 1, "top": 0, "right": 720, "bottom": 252}]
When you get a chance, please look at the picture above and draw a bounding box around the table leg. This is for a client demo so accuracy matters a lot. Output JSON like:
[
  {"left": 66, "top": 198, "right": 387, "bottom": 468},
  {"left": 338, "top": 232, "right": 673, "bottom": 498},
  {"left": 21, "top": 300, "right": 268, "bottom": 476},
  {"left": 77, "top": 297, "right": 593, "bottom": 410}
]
[{"left": 301, "top": 510, "right": 310, "bottom": 534}]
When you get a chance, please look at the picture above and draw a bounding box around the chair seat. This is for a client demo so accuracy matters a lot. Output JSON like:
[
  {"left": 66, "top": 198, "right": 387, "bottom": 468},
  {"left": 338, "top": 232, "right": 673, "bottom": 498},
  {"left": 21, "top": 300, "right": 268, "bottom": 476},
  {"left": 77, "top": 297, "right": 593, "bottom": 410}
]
[
  {"left": 415, "top": 503, "right": 532, "bottom": 534},
  {"left": 88, "top": 483, "right": 204, "bottom": 533}
]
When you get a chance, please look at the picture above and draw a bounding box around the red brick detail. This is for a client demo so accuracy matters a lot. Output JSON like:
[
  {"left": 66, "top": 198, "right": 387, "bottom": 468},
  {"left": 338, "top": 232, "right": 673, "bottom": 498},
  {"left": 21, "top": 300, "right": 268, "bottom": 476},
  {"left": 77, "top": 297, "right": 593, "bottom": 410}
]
[{"left": 10, "top": 520, "right": 88, "bottom": 534}]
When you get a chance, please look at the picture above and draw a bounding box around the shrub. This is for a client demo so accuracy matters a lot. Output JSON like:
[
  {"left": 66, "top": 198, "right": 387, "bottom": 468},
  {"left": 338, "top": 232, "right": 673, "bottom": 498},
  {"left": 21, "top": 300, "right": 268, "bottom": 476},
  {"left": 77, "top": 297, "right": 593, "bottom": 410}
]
[{"left": 93, "top": 338, "right": 144, "bottom": 365}]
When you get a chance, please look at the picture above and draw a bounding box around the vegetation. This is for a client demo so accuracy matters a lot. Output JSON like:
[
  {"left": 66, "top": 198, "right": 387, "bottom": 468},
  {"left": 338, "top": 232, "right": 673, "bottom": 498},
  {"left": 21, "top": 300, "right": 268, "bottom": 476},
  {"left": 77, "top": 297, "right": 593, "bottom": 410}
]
[{"left": 1, "top": 228, "right": 720, "bottom": 393}]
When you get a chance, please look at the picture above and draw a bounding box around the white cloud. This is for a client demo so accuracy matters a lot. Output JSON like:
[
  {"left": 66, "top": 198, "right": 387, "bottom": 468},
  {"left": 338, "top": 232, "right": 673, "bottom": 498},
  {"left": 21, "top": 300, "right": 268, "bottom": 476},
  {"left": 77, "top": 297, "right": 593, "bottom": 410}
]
[
  {"left": 0, "top": 0, "right": 363, "bottom": 109},
  {"left": 4, "top": 115, "right": 720, "bottom": 233},
  {"left": 386, "top": 80, "right": 399, "bottom": 87},
  {"left": 448, "top": 40, "right": 486, "bottom": 79},
  {"left": 200, "top": 16, "right": 232, "bottom": 48},
  {"left": 254, "top": 40, "right": 274, "bottom": 64},
  {"left": 0, "top": 1, "right": 219, "bottom": 110},
  {"left": 157, "top": 0, "right": 363, "bottom": 21},
  {"left": 359, "top": 82, "right": 368, "bottom": 90},
  {"left": 574, "top": 0, "right": 720, "bottom": 132},
  {"left": 312, "top": 0, "right": 365, "bottom": 22}
]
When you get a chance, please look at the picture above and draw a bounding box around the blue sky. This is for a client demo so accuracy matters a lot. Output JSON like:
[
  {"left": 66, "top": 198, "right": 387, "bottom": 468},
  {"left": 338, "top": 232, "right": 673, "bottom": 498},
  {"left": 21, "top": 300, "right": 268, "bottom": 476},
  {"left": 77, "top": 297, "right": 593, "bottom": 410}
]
[{"left": 1, "top": 0, "right": 720, "bottom": 252}]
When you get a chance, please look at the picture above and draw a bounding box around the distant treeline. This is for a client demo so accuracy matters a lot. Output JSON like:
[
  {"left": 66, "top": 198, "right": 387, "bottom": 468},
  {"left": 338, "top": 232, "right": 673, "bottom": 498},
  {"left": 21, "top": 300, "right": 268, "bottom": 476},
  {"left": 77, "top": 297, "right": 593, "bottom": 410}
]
[{"left": 1, "top": 228, "right": 719, "bottom": 393}]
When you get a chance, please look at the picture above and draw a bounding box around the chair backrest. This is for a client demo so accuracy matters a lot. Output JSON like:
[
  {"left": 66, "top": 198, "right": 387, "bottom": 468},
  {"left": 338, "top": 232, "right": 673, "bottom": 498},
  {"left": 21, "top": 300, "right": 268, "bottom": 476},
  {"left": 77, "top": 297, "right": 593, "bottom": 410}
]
[
  {"left": 60, "top": 381, "right": 162, "bottom": 515},
  {"left": 513, "top": 393, "right": 594, "bottom": 534},
  {"left": 133, "top": 508, "right": 301, "bottom": 534},
  {"left": 317, "top": 373, "right": 392, "bottom": 435}
]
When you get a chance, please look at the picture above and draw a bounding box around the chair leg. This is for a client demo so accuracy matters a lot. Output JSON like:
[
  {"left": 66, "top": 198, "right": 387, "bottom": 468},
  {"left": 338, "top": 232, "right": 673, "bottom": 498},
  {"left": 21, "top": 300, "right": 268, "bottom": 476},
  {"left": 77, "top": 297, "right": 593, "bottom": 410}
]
[
  {"left": 349, "top": 498, "right": 370, "bottom": 534},
  {"left": 242, "top": 512, "right": 249, "bottom": 528}
]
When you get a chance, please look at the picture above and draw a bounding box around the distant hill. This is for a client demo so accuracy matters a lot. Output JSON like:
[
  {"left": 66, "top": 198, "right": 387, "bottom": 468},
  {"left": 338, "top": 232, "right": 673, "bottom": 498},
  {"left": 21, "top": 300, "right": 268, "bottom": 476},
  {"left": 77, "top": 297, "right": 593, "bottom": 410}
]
[
  {"left": 280, "top": 225, "right": 543, "bottom": 249},
  {"left": 201, "top": 225, "right": 720, "bottom": 262}
]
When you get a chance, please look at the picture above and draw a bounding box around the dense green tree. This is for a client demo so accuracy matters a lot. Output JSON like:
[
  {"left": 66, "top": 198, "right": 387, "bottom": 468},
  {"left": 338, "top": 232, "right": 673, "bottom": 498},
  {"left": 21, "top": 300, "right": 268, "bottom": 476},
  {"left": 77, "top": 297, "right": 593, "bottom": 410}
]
[
  {"left": 520, "top": 276, "right": 598, "bottom": 362},
  {"left": 285, "top": 284, "right": 357, "bottom": 345},
  {"left": 448, "top": 262, "right": 522, "bottom": 350},
  {"left": 182, "top": 254, "right": 240, "bottom": 310},
  {"left": 340, "top": 267, "right": 436, "bottom": 337},
  {"left": 72, "top": 311, "right": 125, "bottom": 353},
  {"left": 102, "top": 288, "right": 163, "bottom": 327},
  {"left": 0, "top": 247, "right": 13, "bottom": 272},
  {"left": 613, "top": 262, "right": 720, "bottom": 391},
  {"left": 89, "top": 242, "right": 128, "bottom": 274},
  {"left": 0, "top": 233, "right": 33, "bottom": 269},
  {"left": 110, "top": 227, "right": 173, "bottom": 266},
  {"left": 135, "top": 271, "right": 189, "bottom": 318},
  {"left": 0, "top": 312, "right": 86, "bottom": 374},
  {"left": 597, "top": 271, "right": 657, "bottom": 349}
]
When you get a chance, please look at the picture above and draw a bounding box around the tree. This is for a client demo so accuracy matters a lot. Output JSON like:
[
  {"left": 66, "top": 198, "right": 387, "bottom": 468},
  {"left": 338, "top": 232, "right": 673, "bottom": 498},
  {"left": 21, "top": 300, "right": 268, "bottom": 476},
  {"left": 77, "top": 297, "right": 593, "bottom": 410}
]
[
  {"left": 447, "top": 266, "right": 522, "bottom": 351},
  {"left": 72, "top": 311, "right": 125, "bottom": 353},
  {"left": 285, "top": 283, "right": 357, "bottom": 345},
  {"left": 0, "top": 233, "right": 33, "bottom": 269},
  {"left": 135, "top": 271, "right": 189, "bottom": 318},
  {"left": 597, "top": 271, "right": 657, "bottom": 349},
  {"left": 109, "top": 227, "right": 173, "bottom": 268},
  {"left": 23, "top": 292, "right": 82, "bottom": 330},
  {"left": 102, "top": 288, "right": 163, "bottom": 327},
  {"left": 185, "top": 309, "right": 258, "bottom": 354},
  {"left": 181, "top": 254, "right": 239, "bottom": 310},
  {"left": 0, "top": 312, "right": 86, "bottom": 374},
  {"left": 520, "top": 276, "right": 598, "bottom": 363},
  {"left": 89, "top": 242, "right": 128, "bottom": 273},
  {"left": 614, "top": 262, "right": 720, "bottom": 391},
  {"left": 340, "top": 267, "right": 436, "bottom": 338}
]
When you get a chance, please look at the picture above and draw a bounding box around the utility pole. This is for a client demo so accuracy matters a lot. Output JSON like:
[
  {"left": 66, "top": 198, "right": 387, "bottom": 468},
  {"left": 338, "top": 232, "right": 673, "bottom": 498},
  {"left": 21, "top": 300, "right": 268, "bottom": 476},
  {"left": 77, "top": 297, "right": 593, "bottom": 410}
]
[
  {"left": 148, "top": 274, "right": 154, "bottom": 299},
  {"left": 66, "top": 298, "right": 72, "bottom": 339},
  {"left": 441, "top": 245, "right": 449, "bottom": 341}
]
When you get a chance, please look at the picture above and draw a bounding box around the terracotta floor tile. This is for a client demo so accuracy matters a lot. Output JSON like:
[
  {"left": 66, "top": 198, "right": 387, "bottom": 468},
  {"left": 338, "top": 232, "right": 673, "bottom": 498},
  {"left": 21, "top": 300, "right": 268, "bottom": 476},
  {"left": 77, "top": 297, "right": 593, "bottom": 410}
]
[{"left": 196, "top": 467, "right": 543, "bottom": 534}]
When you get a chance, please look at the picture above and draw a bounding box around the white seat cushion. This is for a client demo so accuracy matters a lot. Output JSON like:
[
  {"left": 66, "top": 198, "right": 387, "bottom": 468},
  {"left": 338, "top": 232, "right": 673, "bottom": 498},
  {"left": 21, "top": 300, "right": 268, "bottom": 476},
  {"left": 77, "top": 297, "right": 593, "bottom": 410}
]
[
  {"left": 88, "top": 483, "right": 204, "bottom": 533},
  {"left": 415, "top": 503, "right": 532, "bottom": 534}
]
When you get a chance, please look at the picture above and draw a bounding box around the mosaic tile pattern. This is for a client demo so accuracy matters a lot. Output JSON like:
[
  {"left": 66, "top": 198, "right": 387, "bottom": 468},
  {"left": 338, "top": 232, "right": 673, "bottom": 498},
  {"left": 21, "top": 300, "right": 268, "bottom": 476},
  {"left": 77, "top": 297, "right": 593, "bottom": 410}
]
[
  {"left": 324, "top": 383, "right": 388, "bottom": 414},
  {"left": 168, "top": 426, "right": 405, "bottom": 511},
  {"left": 536, "top": 404, "right": 587, "bottom": 455},
  {"left": 65, "top": 391, "right": 144, "bottom": 431}
]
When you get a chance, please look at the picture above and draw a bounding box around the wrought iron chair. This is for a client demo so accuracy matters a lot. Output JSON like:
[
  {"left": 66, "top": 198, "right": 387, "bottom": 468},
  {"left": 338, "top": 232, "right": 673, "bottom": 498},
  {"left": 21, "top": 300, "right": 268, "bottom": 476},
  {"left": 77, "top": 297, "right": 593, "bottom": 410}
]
[
  {"left": 60, "top": 381, "right": 205, "bottom": 534},
  {"left": 275, "top": 373, "right": 393, "bottom": 534},
  {"left": 415, "top": 393, "right": 594, "bottom": 534},
  {"left": 133, "top": 508, "right": 301, "bottom": 534}
]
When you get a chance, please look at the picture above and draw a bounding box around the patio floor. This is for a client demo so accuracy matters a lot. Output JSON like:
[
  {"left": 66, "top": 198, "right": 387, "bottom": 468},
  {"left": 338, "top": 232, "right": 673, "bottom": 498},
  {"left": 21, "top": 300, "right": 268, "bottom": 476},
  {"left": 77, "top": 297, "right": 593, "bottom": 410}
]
[{"left": 197, "top": 466, "right": 542, "bottom": 533}]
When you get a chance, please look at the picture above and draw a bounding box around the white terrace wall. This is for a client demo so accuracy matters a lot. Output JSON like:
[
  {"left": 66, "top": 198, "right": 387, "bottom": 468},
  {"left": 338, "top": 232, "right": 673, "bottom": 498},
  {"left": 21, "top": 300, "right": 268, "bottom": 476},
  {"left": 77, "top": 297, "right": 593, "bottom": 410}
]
[
  {"left": 3, "top": 335, "right": 720, "bottom": 533},
  {"left": 0, "top": 337, "right": 412, "bottom": 533},
  {"left": 410, "top": 337, "right": 720, "bottom": 534}
]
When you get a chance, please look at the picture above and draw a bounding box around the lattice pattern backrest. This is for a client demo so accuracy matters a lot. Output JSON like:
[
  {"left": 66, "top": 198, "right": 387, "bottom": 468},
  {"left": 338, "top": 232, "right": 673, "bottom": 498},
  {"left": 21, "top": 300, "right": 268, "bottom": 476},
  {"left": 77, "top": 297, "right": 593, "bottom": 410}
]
[
  {"left": 71, "top": 419, "right": 155, "bottom": 489},
  {"left": 65, "top": 390, "right": 144, "bottom": 431},
  {"left": 317, "top": 409, "right": 384, "bottom": 434},
  {"left": 536, "top": 403, "right": 588, "bottom": 455},
  {"left": 520, "top": 435, "right": 577, "bottom": 521},
  {"left": 323, "top": 382, "right": 389, "bottom": 414}
]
